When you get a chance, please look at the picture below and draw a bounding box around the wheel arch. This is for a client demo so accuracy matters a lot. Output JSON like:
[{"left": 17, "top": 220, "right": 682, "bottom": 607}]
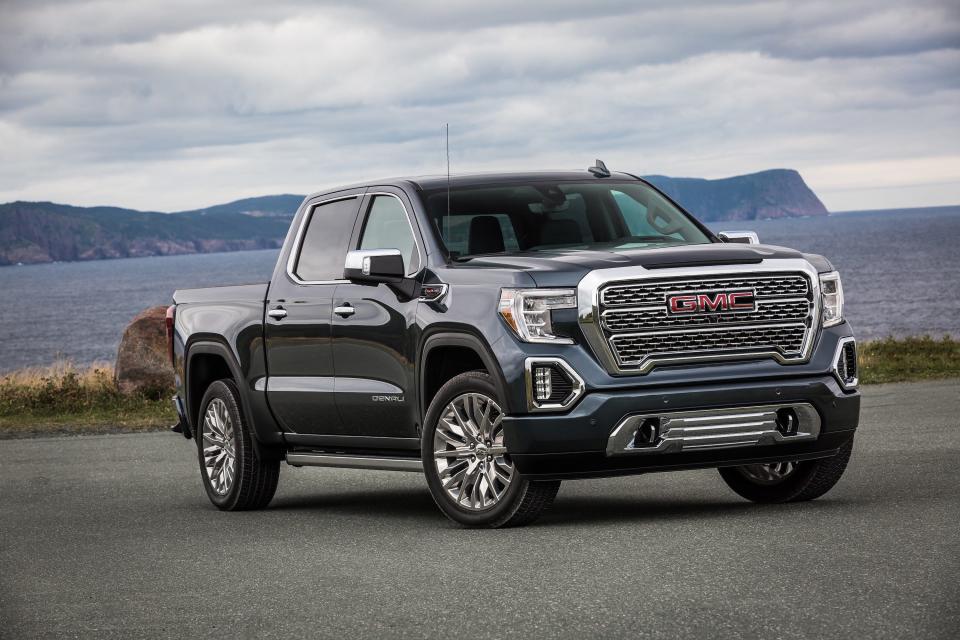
[
  {"left": 185, "top": 341, "right": 243, "bottom": 431},
  {"left": 419, "top": 331, "right": 513, "bottom": 420},
  {"left": 184, "top": 339, "right": 280, "bottom": 459}
]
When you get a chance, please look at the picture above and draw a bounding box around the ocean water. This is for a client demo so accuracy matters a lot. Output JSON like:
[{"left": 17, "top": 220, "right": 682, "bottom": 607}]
[{"left": 0, "top": 206, "right": 958, "bottom": 371}]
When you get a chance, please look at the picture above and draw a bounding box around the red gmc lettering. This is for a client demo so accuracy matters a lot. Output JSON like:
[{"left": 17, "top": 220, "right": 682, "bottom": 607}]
[
  {"left": 727, "top": 291, "right": 755, "bottom": 310},
  {"left": 668, "top": 290, "right": 755, "bottom": 314},
  {"left": 669, "top": 294, "right": 698, "bottom": 313},
  {"left": 698, "top": 293, "right": 726, "bottom": 312}
]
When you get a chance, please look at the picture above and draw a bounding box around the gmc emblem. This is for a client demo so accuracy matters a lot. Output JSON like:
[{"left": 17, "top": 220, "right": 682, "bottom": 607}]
[{"left": 668, "top": 290, "right": 756, "bottom": 315}]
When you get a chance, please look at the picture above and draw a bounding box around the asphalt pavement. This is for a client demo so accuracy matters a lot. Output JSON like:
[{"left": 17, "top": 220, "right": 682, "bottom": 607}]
[{"left": 1, "top": 380, "right": 958, "bottom": 639}]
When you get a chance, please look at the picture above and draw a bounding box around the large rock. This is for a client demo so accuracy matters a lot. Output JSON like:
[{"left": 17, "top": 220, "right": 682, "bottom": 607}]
[{"left": 115, "top": 306, "right": 173, "bottom": 395}]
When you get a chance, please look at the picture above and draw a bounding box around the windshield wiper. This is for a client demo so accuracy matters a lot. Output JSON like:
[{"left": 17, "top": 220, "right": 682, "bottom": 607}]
[{"left": 627, "top": 236, "right": 685, "bottom": 243}]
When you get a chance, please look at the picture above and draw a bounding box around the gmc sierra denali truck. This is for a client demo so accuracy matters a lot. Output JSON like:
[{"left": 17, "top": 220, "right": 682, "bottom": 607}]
[{"left": 168, "top": 163, "right": 860, "bottom": 527}]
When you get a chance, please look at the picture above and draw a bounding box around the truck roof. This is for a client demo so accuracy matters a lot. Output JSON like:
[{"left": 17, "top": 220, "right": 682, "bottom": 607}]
[{"left": 304, "top": 170, "right": 643, "bottom": 201}]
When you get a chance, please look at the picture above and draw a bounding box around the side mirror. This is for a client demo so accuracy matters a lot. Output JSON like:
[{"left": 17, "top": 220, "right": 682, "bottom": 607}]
[
  {"left": 718, "top": 231, "right": 759, "bottom": 244},
  {"left": 344, "top": 249, "right": 405, "bottom": 283}
]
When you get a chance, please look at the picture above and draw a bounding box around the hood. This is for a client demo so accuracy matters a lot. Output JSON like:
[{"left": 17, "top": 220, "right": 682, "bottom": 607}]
[{"left": 454, "top": 242, "right": 832, "bottom": 287}]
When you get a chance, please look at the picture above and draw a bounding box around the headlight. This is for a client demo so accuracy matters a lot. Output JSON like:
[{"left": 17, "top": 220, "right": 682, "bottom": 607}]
[
  {"left": 498, "top": 289, "right": 576, "bottom": 343},
  {"left": 820, "top": 271, "right": 844, "bottom": 328}
]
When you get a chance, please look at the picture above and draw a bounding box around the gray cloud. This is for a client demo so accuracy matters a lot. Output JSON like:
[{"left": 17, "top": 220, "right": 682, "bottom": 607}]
[{"left": 0, "top": 0, "right": 958, "bottom": 211}]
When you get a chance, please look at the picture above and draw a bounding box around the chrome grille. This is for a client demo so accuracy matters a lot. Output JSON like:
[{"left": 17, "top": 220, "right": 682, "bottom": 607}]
[
  {"left": 586, "top": 268, "right": 817, "bottom": 373},
  {"left": 611, "top": 324, "right": 808, "bottom": 366},
  {"left": 602, "top": 299, "right": 810, "bottom": 332},
  {"left": 602, "top": 274, "right": 808, "bottom": 307}
]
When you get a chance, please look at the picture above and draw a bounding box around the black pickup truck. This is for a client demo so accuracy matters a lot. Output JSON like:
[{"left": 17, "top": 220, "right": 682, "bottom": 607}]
[{"left": 168, "top": 164, "right": 859, "bottom": 527}]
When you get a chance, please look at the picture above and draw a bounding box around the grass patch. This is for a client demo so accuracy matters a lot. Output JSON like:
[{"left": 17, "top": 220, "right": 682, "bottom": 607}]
[
  {"left": 1, "top": 338, "right": 956, "bottom": 438},
  {"left": 858, "top": 336, "right": 960, "bottom": 385},
  {"left": 0, "top": 361, "right": 174, "bottom": 438}
]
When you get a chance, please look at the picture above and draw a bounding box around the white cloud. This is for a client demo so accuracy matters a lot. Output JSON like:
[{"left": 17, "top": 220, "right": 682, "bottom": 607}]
[{"left": 0, "top": 0, "right": 958, "bottom": 210}]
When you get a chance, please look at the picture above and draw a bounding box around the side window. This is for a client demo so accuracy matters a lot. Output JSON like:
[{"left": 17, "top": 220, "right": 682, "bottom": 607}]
[
  {"left": 359, "top": 195, "right": 420, "bottom": 274},
  {"left": 294, "top": 197, "right": 359, "bottom": 281}
]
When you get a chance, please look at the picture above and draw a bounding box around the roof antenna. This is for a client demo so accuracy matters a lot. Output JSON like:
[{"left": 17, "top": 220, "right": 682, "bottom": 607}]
[
  {"left": 445, "top": 123, "right": 452, "bottom": 257},
  {"left": 588, "top": 158, "right": 610, "bottom": 178}
]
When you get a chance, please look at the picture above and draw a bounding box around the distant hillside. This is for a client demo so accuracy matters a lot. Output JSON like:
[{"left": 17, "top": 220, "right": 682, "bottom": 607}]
[
  {"left": 0, "top": 201, "right": 291, "bottom": 265},
  {"left": 643, "top": 169, "right": 828, "bottom": 221},
  {"left": 0, "top": 169, "right": 830, "bottom": 265},
  {"left": 175, "top": 194, "right": 304, "bottom": 218}
]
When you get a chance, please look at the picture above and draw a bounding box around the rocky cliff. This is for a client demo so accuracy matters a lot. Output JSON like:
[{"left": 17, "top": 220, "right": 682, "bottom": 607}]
[{"left": 643, "top": 169, "right": 828, "bottom": 221}]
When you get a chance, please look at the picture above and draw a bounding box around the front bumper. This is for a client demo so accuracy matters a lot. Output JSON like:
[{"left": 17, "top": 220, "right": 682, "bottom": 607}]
[{"left": 502, "top": 374, "right": 859, "bottom": 479}]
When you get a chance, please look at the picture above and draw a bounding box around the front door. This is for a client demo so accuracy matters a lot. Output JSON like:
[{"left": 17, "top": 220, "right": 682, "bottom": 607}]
[
  {"left": 332, "top": 190, "right": 423, "bottom": 439},
  {"left": 264, "top": 192, "right": 363, "bottom": 435}
]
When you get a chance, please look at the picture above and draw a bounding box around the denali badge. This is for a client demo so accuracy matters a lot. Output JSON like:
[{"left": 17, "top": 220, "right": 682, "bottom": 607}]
[
  {"left": 667, "top": 290, "right": 756, "bottom": 315},
  {"left": 372, "top": 395, "right": 405, "bottom": 402}
]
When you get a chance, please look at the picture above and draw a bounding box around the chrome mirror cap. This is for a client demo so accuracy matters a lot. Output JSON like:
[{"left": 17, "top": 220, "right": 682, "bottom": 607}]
[
  {"left": 343, "top": 248, "right": 405, "bottom": 282},
  {"left": 718, "top": 231, "right": 760, "bottom": 244}
]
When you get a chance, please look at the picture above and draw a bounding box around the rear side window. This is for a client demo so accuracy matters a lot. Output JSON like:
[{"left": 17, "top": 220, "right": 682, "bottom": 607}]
[
  {"left": 358, "top": 195, "right": 421, "bottom": 274},
  {"left": 294, "top": 197, "right": 359, "bottom": 281}
]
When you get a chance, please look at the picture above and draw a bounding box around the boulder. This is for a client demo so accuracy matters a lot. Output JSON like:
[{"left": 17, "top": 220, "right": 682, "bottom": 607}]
[{"left": 115, "top": 306, "right": 173, "bottom": 395}]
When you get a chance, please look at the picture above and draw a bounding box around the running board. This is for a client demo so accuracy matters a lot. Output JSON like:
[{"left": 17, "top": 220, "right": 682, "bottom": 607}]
[{"left": 285, "top": 453, "right": 423, "bottom": 473}]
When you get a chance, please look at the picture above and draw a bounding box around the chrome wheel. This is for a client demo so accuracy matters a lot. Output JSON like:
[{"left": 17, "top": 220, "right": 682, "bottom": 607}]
[
  {"left": 432, "top": 392, "right": 514, "bottom": 511},
  {"left": 737, "top": 461, "right": 797, "bottom": 485},
  {"left": 202, "top": 398, "right": 237, "bottom": 495}
]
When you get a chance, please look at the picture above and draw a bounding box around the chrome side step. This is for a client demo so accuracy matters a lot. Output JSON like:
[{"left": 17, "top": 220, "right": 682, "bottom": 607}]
[{"left": 286, "top": 453, "right": 423, "bottom": 473}]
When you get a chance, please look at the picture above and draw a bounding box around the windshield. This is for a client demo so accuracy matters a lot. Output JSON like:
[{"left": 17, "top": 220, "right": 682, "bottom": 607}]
[{"left": 422, "top": 181, "right": 713, "bottom": 258}]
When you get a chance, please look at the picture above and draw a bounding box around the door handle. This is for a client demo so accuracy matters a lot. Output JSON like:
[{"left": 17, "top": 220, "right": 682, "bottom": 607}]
[
  {"left": 334, "top": 304, "right": 355, "bottom": 318},
  {"left": 268, "top": 307, "right": 287, "bottom": 320}
]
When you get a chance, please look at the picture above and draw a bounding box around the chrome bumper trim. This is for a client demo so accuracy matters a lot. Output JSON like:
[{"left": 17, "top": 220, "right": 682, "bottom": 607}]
[{"left": 605, "top": 403, "right": 821, "bottom": 456}]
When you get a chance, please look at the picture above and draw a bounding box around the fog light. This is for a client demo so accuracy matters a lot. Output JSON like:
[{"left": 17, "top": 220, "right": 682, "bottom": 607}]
[
  {"left": 525, "top": 358, "right": 585, "bottom": 412},
  {"left": 534, "top": 366, "right": 552, "bottom": 401}
]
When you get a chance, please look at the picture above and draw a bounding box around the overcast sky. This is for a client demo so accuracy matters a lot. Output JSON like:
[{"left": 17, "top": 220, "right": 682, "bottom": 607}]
[{"left": 1, "top": 0, "right": 958, "bottom": 212}]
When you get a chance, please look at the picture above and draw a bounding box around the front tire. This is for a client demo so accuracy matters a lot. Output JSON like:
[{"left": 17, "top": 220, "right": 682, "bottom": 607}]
[
  {"left": 196, "top": 380, "right": 280, "bottom": 511},
  {"left": 718, "top": 436, "right": 854, "bottom": 503},
  {"left": 422, "top": 371, "right": 560, "bottom": 528}
]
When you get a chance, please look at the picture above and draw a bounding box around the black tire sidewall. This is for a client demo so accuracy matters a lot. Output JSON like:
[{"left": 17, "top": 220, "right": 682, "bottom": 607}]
[
  {"left": 718, "top": 437, "right": 853, "bottom": 503},
  {"left": 718, "top": 460, "right": 816, "bottom": 503},
  {"left": 196, "top": 379, "right": 249, "bottom": 510},
  {"left": 421, "top": 371, "right": 529, "bottom": 526}
]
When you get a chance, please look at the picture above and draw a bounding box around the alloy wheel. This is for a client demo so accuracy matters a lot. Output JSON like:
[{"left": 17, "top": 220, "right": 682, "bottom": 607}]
[
  {"left": 432, "top": 392, "right": 514, "bottom": 510},
  {"left": 737, "top": 461, "right": 797, "bottom": 485},
  {"left": 202, "top": 398, "right": 237, "bottom": 495}
]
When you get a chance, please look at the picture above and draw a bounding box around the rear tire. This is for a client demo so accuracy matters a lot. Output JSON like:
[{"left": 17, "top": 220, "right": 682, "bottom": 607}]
[
  {"left": 422, "top": 371, "right": 560, "bottom": 528},
  {"left": 196, "top": 380, "right": 280, "bottom": 511},
  {"left": 718, "top": 436, "right": 854, "bottom": 503}
]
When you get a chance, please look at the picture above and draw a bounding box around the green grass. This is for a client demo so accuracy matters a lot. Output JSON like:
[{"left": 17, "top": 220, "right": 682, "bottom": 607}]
[
  {"left": 1, "top": 337, "right": 957, "bottom": 438},
  {"left": 858, "top": 336, "right": 960, "bottom": 385},
  {"left": 0, "top": 362, "right": 174, "bottom": 438}
]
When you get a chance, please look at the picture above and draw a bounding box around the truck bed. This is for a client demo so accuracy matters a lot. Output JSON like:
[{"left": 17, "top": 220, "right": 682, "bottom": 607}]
[{"left": 172, "top": 283, "right": 268, "bottom": 305}]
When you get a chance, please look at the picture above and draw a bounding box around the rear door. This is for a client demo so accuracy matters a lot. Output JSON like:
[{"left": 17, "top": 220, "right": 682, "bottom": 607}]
[
  {"left": 331, "top": 189, "right": 423, "bottom": 439},
  {"left": 264, "top": 191, "right": 363, "bottom": 435}
]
